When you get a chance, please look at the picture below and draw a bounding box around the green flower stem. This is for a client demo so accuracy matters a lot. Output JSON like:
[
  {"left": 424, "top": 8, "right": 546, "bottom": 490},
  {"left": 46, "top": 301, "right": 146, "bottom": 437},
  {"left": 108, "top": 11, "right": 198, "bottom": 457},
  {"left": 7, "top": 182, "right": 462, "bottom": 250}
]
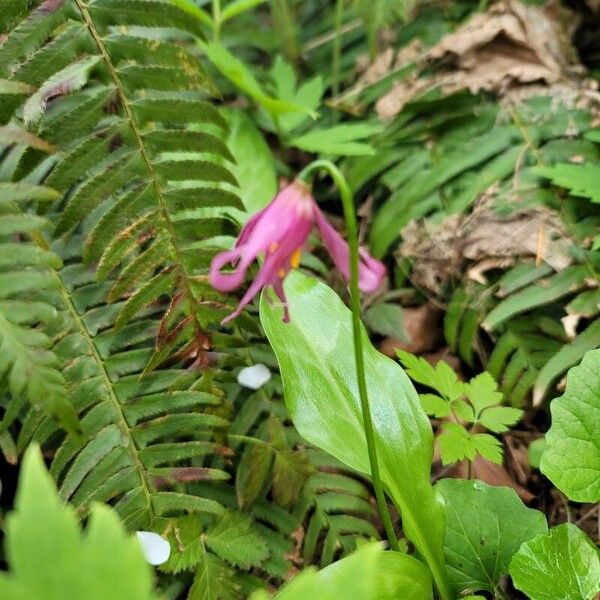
[
  {"left": 212, "top": 0, "right": 221, "bottom": 41},
  {"left": 297, "top": 159, "right": 399, "bottom": 553}
]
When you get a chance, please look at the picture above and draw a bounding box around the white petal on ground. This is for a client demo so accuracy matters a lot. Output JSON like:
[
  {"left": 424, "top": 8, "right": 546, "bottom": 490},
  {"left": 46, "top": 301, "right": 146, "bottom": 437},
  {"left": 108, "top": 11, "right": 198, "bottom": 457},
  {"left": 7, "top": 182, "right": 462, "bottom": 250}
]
[
  {"left": 136, "top": 531, "right": 171, "bottom": 565},
  {"left": 237, "top": 363, "right": 271, "bottom": 390}
]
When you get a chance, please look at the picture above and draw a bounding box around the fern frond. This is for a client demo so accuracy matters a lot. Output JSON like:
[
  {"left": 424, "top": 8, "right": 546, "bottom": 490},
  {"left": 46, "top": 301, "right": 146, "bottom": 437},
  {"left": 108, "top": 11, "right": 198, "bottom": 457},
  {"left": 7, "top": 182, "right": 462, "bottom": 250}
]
[
  {"left": 2, "top": 0, "right": 243, "bottom": 371},
  {"left": 296, "top": 450, "right": 378, "bottom": 568},
  {"left": 6, "top": 240, "right": 232, "bottom": 529},
  {"left": 0, "top": 181, "right": 79, "bottom": 433}
]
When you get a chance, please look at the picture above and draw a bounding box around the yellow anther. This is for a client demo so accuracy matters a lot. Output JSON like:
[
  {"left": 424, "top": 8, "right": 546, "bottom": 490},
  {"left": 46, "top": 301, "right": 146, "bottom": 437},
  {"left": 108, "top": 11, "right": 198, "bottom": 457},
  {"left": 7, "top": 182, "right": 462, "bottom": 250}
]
[
  {"left": 278, "top": 268, "right": 286, "bottom": 278},
  {"left": 290, "top": 248, "right": 302, "bottom": 269},
  {"left": 269, "top": 242, "right": 279, "bottom": 253}
]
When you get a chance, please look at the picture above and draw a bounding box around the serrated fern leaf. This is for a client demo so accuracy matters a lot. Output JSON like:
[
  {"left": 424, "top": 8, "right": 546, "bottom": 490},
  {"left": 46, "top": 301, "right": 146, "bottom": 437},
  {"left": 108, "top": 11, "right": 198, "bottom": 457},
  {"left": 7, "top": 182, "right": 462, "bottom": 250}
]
[
  {"left": 2, "top": 0, "right": 243, "bottom": 370},
  {"left": 0, "top": 186, "right": 78, "bottom": 433}
]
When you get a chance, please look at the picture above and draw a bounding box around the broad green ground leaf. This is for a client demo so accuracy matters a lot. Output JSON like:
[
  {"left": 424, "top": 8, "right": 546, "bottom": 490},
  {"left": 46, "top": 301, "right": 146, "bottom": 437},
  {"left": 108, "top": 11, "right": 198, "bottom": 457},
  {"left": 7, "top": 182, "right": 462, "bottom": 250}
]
[
  {"left": 509, "top": 523, "right": 600, "bottom": 600},
  {"left": 541, "top": 348, "right": 600, "bottom": 502},
  {"left": 250, "top": 543, "right": 432, "bottom": 600},
  {"left": 436, "top": 479, "right": 547, "bottom": 596},
  {"left": 261, "top": 273, "right": 450, "bottom": 599},
  {"left": 223, "top": 108, "right": 277, "bottom": 219},
  {"left": 0, "top": 445, "right": 157, "bottom": 600}
]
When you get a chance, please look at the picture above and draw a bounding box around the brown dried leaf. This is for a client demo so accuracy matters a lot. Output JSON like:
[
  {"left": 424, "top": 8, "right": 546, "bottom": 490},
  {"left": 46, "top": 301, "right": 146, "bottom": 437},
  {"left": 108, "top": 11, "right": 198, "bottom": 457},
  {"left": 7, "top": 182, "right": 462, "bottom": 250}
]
[
  {"left": 376, "top": 0, "right": 582, "bottom": 120},
  {"left": 378, "top": 302, "right": 443, "bottom": 355},
  {"left": 449, "top": 455, "right": 535, "bottom": 503},
  {"left": 399, "top": 195, "right": 572, "bottom": 294}
]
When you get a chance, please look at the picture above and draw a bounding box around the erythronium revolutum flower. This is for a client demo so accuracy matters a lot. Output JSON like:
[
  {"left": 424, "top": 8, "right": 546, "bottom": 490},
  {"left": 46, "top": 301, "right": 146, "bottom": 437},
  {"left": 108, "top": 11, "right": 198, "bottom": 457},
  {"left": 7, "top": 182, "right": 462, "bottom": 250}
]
[{"left": 209, "top": 179, "right": 385, "bottom": 324}]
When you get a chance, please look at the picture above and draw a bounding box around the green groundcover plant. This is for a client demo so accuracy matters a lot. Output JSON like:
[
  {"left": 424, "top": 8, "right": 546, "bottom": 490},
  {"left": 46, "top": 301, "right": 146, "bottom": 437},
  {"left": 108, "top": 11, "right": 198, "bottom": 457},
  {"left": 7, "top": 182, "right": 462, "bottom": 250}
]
[{"left": 1, "top": 0, "right": 600, "bottom": 599}]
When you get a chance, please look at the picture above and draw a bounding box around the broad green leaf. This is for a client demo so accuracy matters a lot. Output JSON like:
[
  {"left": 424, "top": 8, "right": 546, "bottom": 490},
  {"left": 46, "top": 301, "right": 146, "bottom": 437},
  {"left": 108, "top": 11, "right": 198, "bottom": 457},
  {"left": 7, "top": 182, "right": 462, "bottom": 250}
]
[
  {"left": 509, "top": 523, "right": 600, "bottom": 600},
  {"left": 290, "top": 123, "right": 380, "bottom": 156},
  {"left": 261, "top": 273, "right": 451, "bottom": 599},
  {"left": 223, "top": 108, "right": 277, "bottom": 220},
  {"left": 320, "top": 546, "right": 433, "bottom": 600},
  {"left": 0, "top": 445, "right": 157, "bottom": 600},
  {"left": 251, "top": 542, "right": 433, "bottom": 600},
  {"left": 205, "top": 43, "right": 309, "bottom": 116},
  {"left": 535, "top": 163, "right": 600, "bottom": 202},
  {"left": 437, "top": 479, "right": 547, "bottom": 596},
  {"left": 541, "top": 348, "right": 600, "bottom": 502}
]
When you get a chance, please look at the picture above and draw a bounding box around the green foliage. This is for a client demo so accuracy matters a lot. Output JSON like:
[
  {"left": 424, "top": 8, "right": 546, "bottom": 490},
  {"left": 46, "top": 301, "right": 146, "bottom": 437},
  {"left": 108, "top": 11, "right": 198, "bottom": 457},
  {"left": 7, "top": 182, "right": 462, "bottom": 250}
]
[
  {"left": 260, "top": 272, "right": 450, "bottom": 598},
  {"left": 251, "top": 542, "right": 433, "bottom": 600},
  {"left": 0, "top": 3, "right": 290, "bottom": 597},
  {"left": 541, "top": 348, "right": 600, "bottom": 502},
  {"left": 0, "top": 186, "right": 78, "bottom": 433},
  {"left": 363, "top": 301, "right": 405, "bottom": 339},
  {"left": 204, "top": 42, "right": 309, "bottom": 116},
  {"left": 296, "top": 450, "right": 378, "bottom": 567},
  {"left": 223, "top": 108, "right": 277, "bottom": 218},
  {"left": 436, "top": 479, "right": 547, "bottom": 596},
  {"left": 397, "top": 351, "right": 522, "bottom": 465},
  {"left": 0, "top": 444, "right": 158, "bottom": 600},
  {"left": 535, "top": 163, "right": 600, "bottom": 202},
  {"left": 367, "top": 96, "right": 596, "bottom": 258},
  {"left": 509, "top": 523, "right": 600, "bottom": 600}
]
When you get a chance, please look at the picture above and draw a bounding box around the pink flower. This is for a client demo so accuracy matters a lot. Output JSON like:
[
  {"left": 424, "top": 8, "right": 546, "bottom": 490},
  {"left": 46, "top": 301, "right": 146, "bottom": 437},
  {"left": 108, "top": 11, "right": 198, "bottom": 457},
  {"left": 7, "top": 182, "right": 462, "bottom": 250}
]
[{"left": 210, "top": 180, "right": 385, "bottom": 323}]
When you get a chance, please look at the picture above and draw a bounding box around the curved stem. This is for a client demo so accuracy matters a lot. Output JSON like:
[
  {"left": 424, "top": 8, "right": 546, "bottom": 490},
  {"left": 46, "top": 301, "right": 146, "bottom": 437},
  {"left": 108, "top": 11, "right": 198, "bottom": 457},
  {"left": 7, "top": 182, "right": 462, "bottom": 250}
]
[{"left": 297, "top": 159, "right": 399, "bottom": 552}]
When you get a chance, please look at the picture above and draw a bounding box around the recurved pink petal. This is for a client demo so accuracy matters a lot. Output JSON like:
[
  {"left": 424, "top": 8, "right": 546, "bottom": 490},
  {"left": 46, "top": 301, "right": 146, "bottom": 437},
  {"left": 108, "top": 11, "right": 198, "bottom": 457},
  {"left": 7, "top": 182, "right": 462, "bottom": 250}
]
[
  {"left": 209, "top": 248, "right": 247, "bottom": 292},
  {"left": 221, "top": 217, "right": 311, "bottom": 323},
  {"left": 313, "top": 204, "right": 385, "bottom": 293}
]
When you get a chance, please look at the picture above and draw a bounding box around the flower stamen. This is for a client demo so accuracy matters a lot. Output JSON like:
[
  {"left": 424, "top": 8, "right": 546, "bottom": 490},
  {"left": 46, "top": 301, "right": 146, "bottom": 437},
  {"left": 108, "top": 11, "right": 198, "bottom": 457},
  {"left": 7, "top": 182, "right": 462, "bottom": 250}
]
[{"left": 290, "top": 248, "right": 302, "bottom": 269}]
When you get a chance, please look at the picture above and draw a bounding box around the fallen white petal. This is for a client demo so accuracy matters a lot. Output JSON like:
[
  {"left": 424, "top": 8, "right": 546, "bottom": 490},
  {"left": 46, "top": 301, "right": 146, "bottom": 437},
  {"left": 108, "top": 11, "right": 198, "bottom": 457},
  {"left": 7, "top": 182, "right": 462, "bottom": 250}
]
[
  {"left": 237, "top": 363, "right": 271, "bottom": 390},
  {"left": 136, "top": 531, "right": 171, "bottom": 565}
]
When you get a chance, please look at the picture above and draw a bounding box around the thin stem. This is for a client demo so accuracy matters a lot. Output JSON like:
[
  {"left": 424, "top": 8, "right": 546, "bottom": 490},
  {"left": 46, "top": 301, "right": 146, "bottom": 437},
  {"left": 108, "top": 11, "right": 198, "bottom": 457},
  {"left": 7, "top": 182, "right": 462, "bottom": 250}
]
[
  {"left": 331, "top": 0, "right": 344, "bottom": 98},
  {"left": 212, "top": 0, "right": 221, "bottom": 41},
  {"left": 297, "top": 159, "right": 399, "bottom": 552}
]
